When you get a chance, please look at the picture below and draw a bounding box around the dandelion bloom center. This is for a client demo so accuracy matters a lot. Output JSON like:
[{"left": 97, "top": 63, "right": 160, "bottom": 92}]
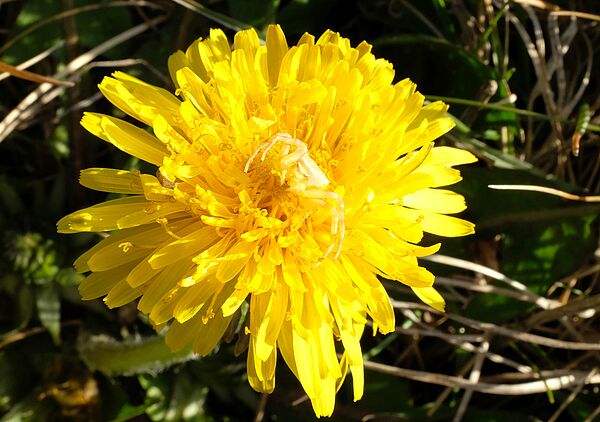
[{"left": 58, "top": 25, "right": 476, "bottom": 417}]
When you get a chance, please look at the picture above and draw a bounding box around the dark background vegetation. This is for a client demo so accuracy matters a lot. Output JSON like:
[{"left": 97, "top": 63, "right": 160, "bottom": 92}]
[{"left": 0, "top": 0, "right": 599, "bottom": 420}]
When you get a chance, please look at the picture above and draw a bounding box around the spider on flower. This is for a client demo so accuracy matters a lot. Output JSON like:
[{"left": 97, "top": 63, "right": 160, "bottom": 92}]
[{"left": 244, "top": 133, "right": 345, "bottom": 259}]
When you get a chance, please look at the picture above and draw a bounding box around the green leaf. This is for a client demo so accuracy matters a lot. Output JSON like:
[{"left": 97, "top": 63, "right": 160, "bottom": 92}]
[
  {"left": 15, "top": 285, "right": 34, "bottom": 330},
  {"left": 0, "top": 175, "right": 24, "bottom": 218},
  {"left": 445, "top": 167, "right": 599, "bottom": 322},
  {"left": 75, "top": 0, "right": 133, "bottom": 60},
  {"left": 2, "top": 0, "right": 62, "bottom": 65},
  {"left": 35, "top": 284, "right": 61, "bottom": 345},
  {"left": 277, "top": 0, "right": 339, "bottom": 35},
  {"left": 501, "top": 214, "right": 598, "bottom": 293},
  {"left": 430, "top": 0, "right": 457, "bottom": 40},
  {"left": 358, "top": 370, "right": 410, "bottom": 414},
  {"left": 54, "top": 268, "right": 83, "bottom": 287},
  {"left": 139, "top": 372, "right": 212, "bottom": 422},
  {"left": 372, "top": 35, "right": 495, "bottom": 100},
  {"left": 454, "top": 167, "right": 595, "bottom": 232},
  {"left": 0, "top": 390, "right": 55, "bottom": 422},
  {"left": 0, "top": 351, "right": 34, "bottom": 413},
  {"left": 78, "top": 333, "right": 198, "bottom": 377},
  {"left": 110, "top": 403, "right": 150, "bottom": 422}
]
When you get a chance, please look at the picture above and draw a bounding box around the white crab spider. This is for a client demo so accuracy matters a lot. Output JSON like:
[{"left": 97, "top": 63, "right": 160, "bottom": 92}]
[{"left": 244, "top": 133, "right": 345, "bottom": 259}]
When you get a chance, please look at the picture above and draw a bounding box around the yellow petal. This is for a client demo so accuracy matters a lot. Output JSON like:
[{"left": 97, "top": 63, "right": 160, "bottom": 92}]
[
  {"left": 138, "top": 262, "right": 192, "bottom": 314},
  {"left": 191, "top": 311, "right": 234, "bottom": 356},
  {"left": 173, "top": 277, "right": 220, "bottom": 323},
  {"left": 400, "top": 208, "right": 475, "bottom": 237},
  {"left": 149, "top": 224, "right": 216, "bottom": 269},
  {"left": 252, "top": 284, "right": 288, "bottom": 362},
  {"left": 412, "top": 286, "right": 446, "bottom": 312},
  {"left": 78, "top": 262, "right": 135, "bottom": 300},
  {"left": 81, "top": 113, "right": 168, "bottom": 166},
  {"left": 215, "top": 240, "right": 256, "bottom": 283},
  {"left": 247, "top": 338, "right": 276, "bottom": 393},
  {"left": 167, "top": 50, "right": 188, "bottom": 88},
  {"left": 57, "top": 196, "right": 149, "bottom": 233},
  {"left": 104, "top": 278, "right": 142, "bottom": 308},
  {"left": 79, "top": 168, "right": 144, "bottom": 194},
  {"left": 221, "top": 286, "right": 249, "bottom": 317},
  {"left": 98, "top": 72, "right": 181, "bottom": 126},
  {"left": 266, "top": 24, "right": 288, "bottom": 87},
  {"left": 403, "top": 188, "right": 467, "bottom": 214}
]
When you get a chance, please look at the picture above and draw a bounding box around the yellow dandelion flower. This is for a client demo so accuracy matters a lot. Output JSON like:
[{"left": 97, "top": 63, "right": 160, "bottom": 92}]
[{"left": 58, "top": 25, "right": 476, "bottom": 416}]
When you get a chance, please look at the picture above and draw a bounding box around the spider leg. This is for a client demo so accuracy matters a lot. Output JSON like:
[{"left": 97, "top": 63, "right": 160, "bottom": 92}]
[
  {"left": 245, "top": 133, "right": 304, "bottom": 173},
  {"left": 244, "top": 141, "right": 271, "bottom": 172},
  {"left": 279, "top": 144, "right": 291, "bottom": 183},
  {"left": 295, "top": 189, "right": 345, "bottom": 259},
  {"left": 259, "top": 137, "right": 280, "bottom": 161}
]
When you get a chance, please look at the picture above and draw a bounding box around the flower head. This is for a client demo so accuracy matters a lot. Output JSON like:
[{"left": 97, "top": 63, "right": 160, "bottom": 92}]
[{"left": 58, "top": 25, "right": 476, "bottom": 416}]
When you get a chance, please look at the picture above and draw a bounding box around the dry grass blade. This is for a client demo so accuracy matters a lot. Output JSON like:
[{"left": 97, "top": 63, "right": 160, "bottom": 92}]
[
  {"left": 0, "top": 0, "right": 165, "bottom": 55},
  {"left": 170, "top": 0, "right": 249, "bottom": 32},
  {"left": 0, "top": 41, "right": 64, "bottom": 83},
  {"left": 551, "top": 10, "right": 600, "bottom": 22},
  {"left": 0, "top": 15, "right": 166, "bottom": 143},
  {"left": 398, "top": 309, "right": 534, "bottom": 374},
  {"left": 453, "top": 339, "right": 489, "bottom": 422},
  {"left": 527, "top": 295, "right": 600, "bottom": 326},
  {"left": 511, "top": 0, "right": 600, "bottom": 21},
  {"left": 511, "top": 0, "right": 560, "bottom": 11},
  {"left": 547, "top": 369, "right": 597, "bottom": 422},
  {"left": 436, "top": 276, "right": 554, "bottom": 308},
  {"left": 488, "top": 184, "right": 600, "bottom": 202},
  {"left": 364, "top": 360, "right": 600, "bottom": 394},
  {"left": 423, "top": 254, "right": 561, "bottom": 309},
  {"left": 564, "top": 32, "right": 593, "bottom": 119},
  {"left": 84, "top": 58, "right": 170, "bottom": 85},
  {"left": 0, "top": 60, "right": 74, "bottom": 87},
  {"left": 391, "top": 300, "right": 600, "bottom": 350},
  {"left": 427, "top": 359, "right": 475, "bottom": 417},
  {"left": 508, "top": 7, "right": 563, "bottom": 159}
]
